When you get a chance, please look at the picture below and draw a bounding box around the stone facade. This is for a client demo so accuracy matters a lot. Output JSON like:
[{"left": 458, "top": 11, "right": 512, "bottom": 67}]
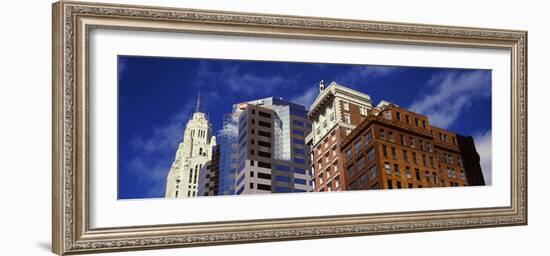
[{"left": 165, "top": 97, "right": 216, "bottom": 198}]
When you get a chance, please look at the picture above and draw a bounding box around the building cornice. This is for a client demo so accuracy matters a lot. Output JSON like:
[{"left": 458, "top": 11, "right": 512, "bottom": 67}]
[{"left": 308, "top": 82, "right": 372, "bottom": 120}]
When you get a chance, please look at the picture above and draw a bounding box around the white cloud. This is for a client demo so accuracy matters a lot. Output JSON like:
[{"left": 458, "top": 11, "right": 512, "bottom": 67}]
[
  {"left": 291, "top": 85, "right": 319, "bottom": 110},
  {"left": 196, "top": 61, "right": 298, "bottom": 96},
  {"left": 218, "top": 112, "right": 240, "bottom": 139},
  {"left": 408, "top": 70, "right": 490, "bottom": 129},
  {"left": 335, "top": 66, "right": 399, "bottom": 87},
  {"left": 126, "top": 102, "right": 195, "bottom": 197},
  {"left": 473, "top": 130, "right": 492, "bottom": 185}
]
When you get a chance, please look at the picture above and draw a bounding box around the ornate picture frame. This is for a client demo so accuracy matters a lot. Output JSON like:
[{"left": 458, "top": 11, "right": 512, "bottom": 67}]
[{"left": 52, "top": 1, "right": 527, "bottom": 255}]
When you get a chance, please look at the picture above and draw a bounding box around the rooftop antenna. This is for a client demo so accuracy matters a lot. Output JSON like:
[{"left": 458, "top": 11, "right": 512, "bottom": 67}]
[{"left": 196, "top": 90, "right": 201, "bottom": 113}]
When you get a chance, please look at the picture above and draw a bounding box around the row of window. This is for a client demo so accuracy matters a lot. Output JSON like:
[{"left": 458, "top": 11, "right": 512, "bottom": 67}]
[
  {"left": 379, "top": 129, "right": 433, "bottom": 152},
  {"left": 383, "top": 162, "right": 466, "bottom": 183},
  {"left": 391, "top": 110, "right": 428, "bottom": 130}
]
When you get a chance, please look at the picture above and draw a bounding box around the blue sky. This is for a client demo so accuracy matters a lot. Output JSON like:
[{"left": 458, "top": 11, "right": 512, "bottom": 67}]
[{"left": 118, "top": 56, "right": 492, "bottom": 199}]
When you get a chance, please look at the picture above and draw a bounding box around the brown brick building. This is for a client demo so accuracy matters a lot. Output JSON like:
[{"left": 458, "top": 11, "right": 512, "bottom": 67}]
[
  {"left": 340, "top": 102, "right": 485, "bottom": 190},
  {"left": 306, "top": 81, "right": 373, "bottom": 192}
]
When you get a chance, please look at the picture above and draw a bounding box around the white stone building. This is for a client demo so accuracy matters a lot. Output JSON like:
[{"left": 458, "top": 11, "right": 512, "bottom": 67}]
[{"left": 165, "top": 96, "right": 216, "bottom": 198}]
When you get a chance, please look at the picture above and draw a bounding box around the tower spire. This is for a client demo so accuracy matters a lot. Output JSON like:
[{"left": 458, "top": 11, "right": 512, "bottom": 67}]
[{"left": 196, "top": 90, "right": 201, "bottom": 113}]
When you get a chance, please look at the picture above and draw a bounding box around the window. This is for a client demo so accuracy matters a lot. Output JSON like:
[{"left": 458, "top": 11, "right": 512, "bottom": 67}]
[
  {"left": 344, "top": 113, "right": 351, "bottom": 124},
  {"left": 258, "top": 111, "right": 271, "bottom": 118},
  {"left": 293, "top": 158, "right": 306, "bottom": 164},
  {"left": 405, "top": 115, "right": 410, "bottom": 125},
  {"left": 258, "top": 121, "right": 271, "bottom": 128},
  {"left": 335, "top": 176, "right": 341, "bottom": 188},
  {"left": 365, "top": 131, "right": 373, "bottom": 145},
  {"left": 394, "top": 164, "right": 400, "bottom": 176},
  {"left": 257, "top": 184, "right": 271, "bottom": 191},
  {"left": 422, "top": 120, "right": 426, "bottom": 128},
  {"left": 380, "top": 129, "right": 385, "bottom": 139},
  {"left": 406, "top": 167, "right": 412, "bottom": 179},
  {"left": 354, "top": 140, "right": 362, "bottom": 152},
  {"left": 343, "top": 101, "right": 349, "bottom": 111},
  {"left": 359, "top": 173, "right": 367, "bottom": 187},
  {"left": 412, "top": 152, "right": 418, "bottom": 164},
  {"left": 360, "top": 106, "right": 368, "bottom": 115},
  {"left": 425, "top": 171, "right": 430, "bottom": 182},
  {"left": 258, "top": 151, "right": 271, "bottom": 158},
  {"left": 257, "top": 162, "right": 271, "bottom": 168},
  {"left": 384, "top": 162, "right": 391, "bottom": 175},
  {"left": 258, "top": 131, "right": 271, "bottom": 138},
  {"left": 367, "top": 147, "right": 376, "bottom": 161},
  {"left": 293, "top": 119, "right": 304, "bottom": 127},
  {"left": 175, "top": 190, "right": 179, "bottom": 197},
  {"left": 275, "top": 164, "right": 290, "bottom": 172},
  {"left": 357, "top": 156, "right": 366, "bottom": 170},
  {"left": 294, "top": 168, "right": 306, "bottom": 174},
  {"left": 397, "top": 181, "right": 402, "bottom": 189},
  {"left": 426, "top": 142, "right": 432, "bottom": 152},
  {"left": 292, "top": 147, "right": 304, "bottom": 155},
  {"left": 403, "top": 150, "right": 409, "bottom": 162},
  {"left": 258, "top": 141, "right": 271, "bottom": 147},
  {"left": 400, "top": 134, "right": 405, "bottom": 145},
  {"left": 453, "top": 136, "right": 457, "bottom": 145},
  {"left": 415, "top": 118, "right": 419, "bottom": 127},
  {"left": 347, "top": 165, "right": 356, "bottom": 178},
  {"left": 295, "top": 178, "right": 307, "bottom": 185},
  {"left": 293, "top": 138, "right": 305, "bottom": 145},
  {"left": 391, "top": 147, "right": 397, "bottom": 160},
  {"left": 250, "top": 171, "right": 254, "bottom": 177},
  {"left": 345, "top": 147, "right": 353, "bottom": 160},
  {"left": 408, "top": 183, "right": 413, "bottom": 188},
  {"left": 292, "top": 129, "right": 304, "bottom": 136},
  {"left": 382, "top": 145, "right": 388, "bottom": 158},
  {"left": 415, "top": 169, "right": 421, "bottom": 180},
  {"left": 409, "top": 136, "right": 415, "bottom": 148},
  {"left": 430, "top": 157, "right": 435, "bottom": 168},
  {"left": 249, "top": 183, "right": 254, "bottom": 189},
  {"left": 422, "top": 155, "right": 427, "bottom": 166},
  {"left": 388, "top": 131, "right": 394, "bottom": 142},
  {"left": 275, "top": 175, "right": 291, "bottom": 183},
  {"left": 396, "top": 112, "right": 401, "bottom": 121},
  {"left": 387, "top": 179, "right": 393, "bottom": 189},
  {"left": 368, "top": 165, "right": 378, "bottom": 179}
]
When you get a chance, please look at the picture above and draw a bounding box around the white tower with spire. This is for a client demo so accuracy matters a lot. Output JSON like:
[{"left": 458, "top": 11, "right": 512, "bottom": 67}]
[{"left": 165, "top": 93, "right": 216, "bottom": 198}]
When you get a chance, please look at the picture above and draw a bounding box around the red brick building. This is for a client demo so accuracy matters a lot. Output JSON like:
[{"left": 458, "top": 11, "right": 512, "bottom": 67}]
[
  {"left": 306, "top": 81, "right": 373, "bottom": 192},
  {"left": 340, "top": 102, "right": 485, "bottom": 190}
]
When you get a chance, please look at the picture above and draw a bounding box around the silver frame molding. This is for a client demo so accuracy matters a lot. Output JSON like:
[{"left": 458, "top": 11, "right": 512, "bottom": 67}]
[{"left": 52, "top": 1, "right": 527, "bottom": 255}]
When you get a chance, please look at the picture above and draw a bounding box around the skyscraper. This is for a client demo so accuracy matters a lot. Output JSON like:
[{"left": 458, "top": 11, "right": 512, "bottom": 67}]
[
  {"left": 306, "top": 81, "right": 373, "bottom": 192},
  {"left": 234, "top": 97, "right": 314, "bottom": 194},
  {"left": 217, "top": 112, "right": 241, "bottom": 196},
  {"left": 165, "top": 95, "right": 217, "bottom": 198}
]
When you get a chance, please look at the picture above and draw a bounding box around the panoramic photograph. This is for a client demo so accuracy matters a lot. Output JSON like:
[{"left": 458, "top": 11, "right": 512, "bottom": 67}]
[{"left": 117, "top": 56, "right": 491, "bottom": 200}]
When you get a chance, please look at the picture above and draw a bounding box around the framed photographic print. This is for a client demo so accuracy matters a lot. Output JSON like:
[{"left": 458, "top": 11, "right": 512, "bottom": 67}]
[{"left": 52, "top": 1, "right": 527, "bottom": 255}]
